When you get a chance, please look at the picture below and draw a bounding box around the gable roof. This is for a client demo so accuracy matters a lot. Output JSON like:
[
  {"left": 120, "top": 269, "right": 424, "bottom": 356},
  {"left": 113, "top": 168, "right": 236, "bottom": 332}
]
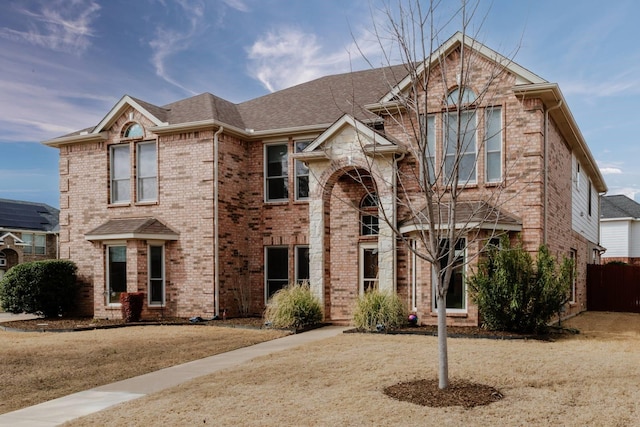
[
  {"left": 600, "top": 195, "right": 640, "bottom": 219},
  {"left": 0, "top": 198, "right": 59, "bottom": 232},
  {"left": 85, "top": 217, "right": 179, "bottom": 241}
]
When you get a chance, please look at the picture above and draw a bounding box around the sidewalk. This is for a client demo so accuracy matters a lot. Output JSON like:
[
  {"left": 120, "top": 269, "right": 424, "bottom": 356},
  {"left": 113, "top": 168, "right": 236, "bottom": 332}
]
[
  {"left": 0, "top": 325, "right": 347, "bottom": 426},
  {"left": 0, "top": 312, "right": 40, "bottom": 323}
]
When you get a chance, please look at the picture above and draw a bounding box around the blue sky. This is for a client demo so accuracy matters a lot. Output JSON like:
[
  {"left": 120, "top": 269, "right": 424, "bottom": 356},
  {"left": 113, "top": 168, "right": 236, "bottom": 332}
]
[{"left": 1, "top": 0, "right": 638, "bottom": 209}]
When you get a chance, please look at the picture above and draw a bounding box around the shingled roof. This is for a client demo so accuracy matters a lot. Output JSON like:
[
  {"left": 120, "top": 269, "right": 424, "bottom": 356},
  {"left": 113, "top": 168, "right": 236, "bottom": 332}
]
[
  {"left": 0, "top": 198, "right": 59, "bottom": 232},
  {"left": 85, "top": 217, "right": 179, "bottom": 241},
  {"left": 600, "top": 195, "right": 640, "bottom": 219}
]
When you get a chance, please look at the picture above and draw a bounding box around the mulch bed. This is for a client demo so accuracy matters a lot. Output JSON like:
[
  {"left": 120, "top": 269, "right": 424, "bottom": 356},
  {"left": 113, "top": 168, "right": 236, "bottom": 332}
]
[{"left": 384, "top": 379, "right": 504, "bottom": 408}]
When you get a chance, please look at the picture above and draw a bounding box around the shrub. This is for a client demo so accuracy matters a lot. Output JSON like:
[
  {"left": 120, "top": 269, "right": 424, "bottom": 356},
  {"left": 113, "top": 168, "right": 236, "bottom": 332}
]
[
  {"left": 352, "top": 289, "right": 407, "bottom": 332},
  {"left": 120, "top": 292, "right": 144, "bottom": 322},
  {"left": 469, "top": 238, "right": 572, "bottom": 334},
  {"left": 0, "top": 260, "right": 78, "bottom": 317},
  {"left": 264, "top": 282, "right": 323, "bottom": 329}
]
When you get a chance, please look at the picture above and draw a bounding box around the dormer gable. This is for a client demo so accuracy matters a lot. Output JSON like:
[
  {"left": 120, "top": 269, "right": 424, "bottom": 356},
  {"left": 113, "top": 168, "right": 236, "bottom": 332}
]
[
  {"left": 0, "top": 232, "right": 27, "bottom": 246},
  {"left": 92, "top": 95, "right": 169, "bottom": 135}
]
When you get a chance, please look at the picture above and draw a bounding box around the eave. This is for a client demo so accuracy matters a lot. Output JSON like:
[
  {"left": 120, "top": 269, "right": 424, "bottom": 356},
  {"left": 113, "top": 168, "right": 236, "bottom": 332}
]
[
  {"left": 512, "top": 83, "right": 607, "bottom": 193},
  {"left": 85, "top": 232, "right": 179, "bottom": 242},
  {"left": 43, "top": 131, "right": 108, "bottom": 148}
]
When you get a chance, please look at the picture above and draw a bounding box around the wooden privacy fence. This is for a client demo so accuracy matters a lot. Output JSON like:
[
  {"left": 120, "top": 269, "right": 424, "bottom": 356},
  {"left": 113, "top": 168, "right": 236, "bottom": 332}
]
[{"left": 587, "top": 264, "right": 640, "bottom": 313}]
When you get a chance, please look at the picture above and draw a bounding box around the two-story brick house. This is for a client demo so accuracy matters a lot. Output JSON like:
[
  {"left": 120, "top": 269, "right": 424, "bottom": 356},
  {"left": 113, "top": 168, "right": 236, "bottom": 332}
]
[
  {"left": 0, "top": 198, "right": 59, "bottom": 280},
  {"left": 43, "top": 33, "right": 606, "bottom": 324}
]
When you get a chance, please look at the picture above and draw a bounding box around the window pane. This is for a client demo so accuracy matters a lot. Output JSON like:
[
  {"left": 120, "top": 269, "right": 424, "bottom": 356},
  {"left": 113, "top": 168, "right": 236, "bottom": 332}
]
[
  {"left": 149, "top": 246, "right": 164, "bottom": 304},
  {"left": 362, "top": 248, "right": 379, "bottom": 292},
  {"left": 266, "top": 144, "right": 288, "bottom": 201},
  {"left": 124, "top": 123, "right": 144, "bottom": 138},
  {"left": 114, "top": 179, "right": 131, "bottom": 202},
  {"left": 425, "top": 114, "right": 436, "bottom": 184},
  {"left": 22, "top": 233, "right": 33, "bottom": 254},
  {"left": 296, "top": 246, "right": 310, "bottom": 283},
  {"left": 297, "top": 176, "right": 309, "bottom": 199},
  {"left": 138, "top": 143, "right": 157, "bottom": 177},
  {"left": 34, "top": 235, "right": 46, "bottom": 255},
  {"left": 486, "top": 107, "right": 502, "bottom": 182},
  {"left": 444, "top": 111, "right": 476, "bottom": 183},
  {"left": 361, "top": 215, "right": 379, "bottom": 235},
  {"left": 436, "top": 239, "right": 466, "bottom": 310},
  {"left": 111, "top": 145, "right": 130, "bottom": 203},
  {"left": 267, "top": 178, "right": 288, "bottom": 200},
  {"left": 108, "top": 246, "right": 127, "bottom": 304},
  {"left": 266, "top": 247, "right": 288, "bottom": 297},
  {"left": 139, "top": 177, "right": 157, "bottom": 201}
]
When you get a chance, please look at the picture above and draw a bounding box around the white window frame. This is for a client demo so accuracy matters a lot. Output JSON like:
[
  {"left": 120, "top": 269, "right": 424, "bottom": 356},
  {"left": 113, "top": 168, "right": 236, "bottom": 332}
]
[
  {"left": 264, "top": 143, "right": 289, "bottom": 202},
  {"left": 265, "top": 246, "right": 289, "bottom": 301},
  {"left": 420, "top": 113, "right": 437, "bottom": 185},
  {"left": 485, "top": 106, "right": 503, "bottom": 183},
  {"left": 444, "top": 110, "right": 477, "bottom": 185},
  {"left": 106, "top": 244, "right": 127, "bottom": 306},
  {"left": 410, "top": 239, "right": 417, "bottom": 312},
  {"left": 148, "top": 243, "right": 165, "bottom": 306},
  {"left": 110, "top": 144, "right": 131, "bottom": 204},
  {"left": 359, "top": 242, "right": 379, "bottom": 294},
  {"left": 295, "top": 245, "right": 310, "bottom": 284},
  {"left": 432, "top": 239, "right": 467, "bottom": 313},
  {"left": 21, "top": 233, "right": 33, "bottom": 254},
  {"left": 294, "top": 140, "right": 311, "bottom": 201},
  {"left": 136, "top": 141, "right": 158, "bottom": 203},
  {"left": 569, "top": 248, "right": 577, "bottom": 304}
]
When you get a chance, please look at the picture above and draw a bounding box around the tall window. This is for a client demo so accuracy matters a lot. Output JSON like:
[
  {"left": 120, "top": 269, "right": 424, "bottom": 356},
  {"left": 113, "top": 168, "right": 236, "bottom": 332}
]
[
  {"left": 422, "top": 114, "right": 436, "bottom": 185},
  {"left": 137, "top": 142, "right": 157, "bottom": 202},
  {"left": 434, "top": 239, "right": 466, "bottom": 311},
  {"left": 444, "top": 110, "right": 477, "bottom": 184},
  {"left": 111, "top": 145, "right": 131, "bottom": 203},
  {"left": 295, "top": 245, "right": 310, "bottom": 284},
  {"left": 107, "top": 246, "right": 127, "bottom": 304},
  {"left": 360, "top": 243, "right": 379, "bottom": 293},
  {"left": 266, "top": 246, "right": 288, "bottom": 299},
  {"left": 148, "top": 245, "right": 165, "bottom": 305},
  {"left": 265, "top": 144, "right": 288, "bottom": 201},
  {"left": 485, "top": 106, "right": 502, "bottom": 182},
  {"left": 360, "top": 194, "right": 379, "bottom": 236},
  {"left": 295, "top": 141, "right": 311, "bottom": 200}
]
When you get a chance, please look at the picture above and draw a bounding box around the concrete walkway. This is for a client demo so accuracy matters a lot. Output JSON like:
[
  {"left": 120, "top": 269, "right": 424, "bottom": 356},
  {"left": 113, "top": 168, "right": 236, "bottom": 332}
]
[
  {"left": 0, "top": 325, "right": 347, "bottom": 426},
  {"left": 0, "top": 312, "right": 40, "bottom": 322}
]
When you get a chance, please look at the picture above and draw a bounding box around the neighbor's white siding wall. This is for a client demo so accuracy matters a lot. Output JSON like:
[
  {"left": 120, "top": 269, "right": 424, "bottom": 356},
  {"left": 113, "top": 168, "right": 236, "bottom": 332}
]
[
  {"left": 600, "top": 220, "right": 630, "bottom": 258},
  {"left": 630, "top": 220, "right": 640, "bottom": 257},
  {"left": 571, "top": 154, "right": 598, "bottom": 242}
]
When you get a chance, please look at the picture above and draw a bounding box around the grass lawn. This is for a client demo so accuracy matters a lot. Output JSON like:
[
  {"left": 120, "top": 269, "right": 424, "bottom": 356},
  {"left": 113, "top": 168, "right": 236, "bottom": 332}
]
[
  {"left": 0, "top": 325, "right": 288, "bottom": 414},
  {"left": 64, "top": 312, "right": 640, "bottom": 426}
]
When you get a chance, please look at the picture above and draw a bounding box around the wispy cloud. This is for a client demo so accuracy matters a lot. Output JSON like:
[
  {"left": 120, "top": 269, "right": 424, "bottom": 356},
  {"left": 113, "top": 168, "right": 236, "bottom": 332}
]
[
  {"left": 149, "top": 0, "right": 206, "bottom": 94},
  {"left": 600, "top": 167, "right": 623, "bottom": 175},
  {"left": 222, "top": 0, "right": 249, "bottom": 13},
  {"left": 0, "top": 0, "right": 100, "bottom": 54}
]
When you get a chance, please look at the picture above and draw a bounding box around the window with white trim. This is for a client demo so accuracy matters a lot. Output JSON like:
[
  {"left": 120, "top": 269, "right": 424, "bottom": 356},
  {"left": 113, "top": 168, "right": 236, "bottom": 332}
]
[
  {"left": 123, "top": 123, "right": 144, "bottom": 138},
  {"left": 265, "top": 246, "right": 288, "bottom": 299},
  {"left": 21, "top": 233, "right": 46, "bottom": 255},
  {"left": 485, "top": 106, "right": 502, "bottom": 182},
  {"left": 360, "top": 194, "right": 379, "bottom": 236},
  {"left": 107, "top": 245, "right": 127, "bottom": 305},
  {"left": 110, "top": 144, "right": 131, "bottom": 203},
  {"left": 422, "top": 113, "right": 436, "bottom": 185},
  {"left": 433, "top": 239, "right": 466, "bottom": 311},
  {"left": 148, "top": 244, "right": 165, "bottom": 305},
  {"left": 360, "top": 243, "right": 379, "bottom": 293},
  {"left": 569, "top": 248, "right": 577, "bottom": 303},
  {"left": 295, "top": 245, "right": 309, "bottom": 284},
  {"left": 137, "top": 142, "right": 157, "bottom": 202},
  {"left": 265, "top": 144, "right": 288, "bottom": 201},
  {"left": 444, "top": 110, "right": 477, "bottom": 184},
  {"left": 295, "top": 141, "right": 311, "bottom": 200}
]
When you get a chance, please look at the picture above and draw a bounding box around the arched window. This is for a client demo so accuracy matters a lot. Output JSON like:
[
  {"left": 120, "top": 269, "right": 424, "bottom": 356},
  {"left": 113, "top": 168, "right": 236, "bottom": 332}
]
[
  {"left": 360, "top": 193, "right": 379, "bottom": 236},
  {"left": 123, "top": 123, "right": 144, "bottom": 138},
  {"left": 446, "top": 86, "right": 476, "bottom": 106}
]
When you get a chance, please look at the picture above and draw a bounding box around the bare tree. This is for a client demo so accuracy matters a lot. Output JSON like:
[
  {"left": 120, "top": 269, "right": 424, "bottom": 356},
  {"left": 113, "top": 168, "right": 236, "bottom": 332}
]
[{"left": 341, "top": 0, "right": 527, "bottom": 389}]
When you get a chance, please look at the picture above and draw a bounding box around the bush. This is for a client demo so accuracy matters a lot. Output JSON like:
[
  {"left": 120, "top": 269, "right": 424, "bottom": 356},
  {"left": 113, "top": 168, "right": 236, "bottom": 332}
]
[
  {"left": 0, "top": 260, "right": 78, "bottom": 317},
  {"left": 120, "top": 292, "right": 144, "bottom": 322},
  {"left": 264, "top": 282, "right": 323, "bottom": 329},
  {"left": 469, "top": 238, "right": 572, "bottom": 334},
  {"left": 352, "top": 289, "right": 407, "bottom": 332}
]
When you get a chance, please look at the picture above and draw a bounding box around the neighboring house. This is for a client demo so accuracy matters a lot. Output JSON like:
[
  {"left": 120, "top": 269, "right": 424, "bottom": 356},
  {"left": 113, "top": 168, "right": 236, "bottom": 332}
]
[
  {"left": 0, "top": 198, "right": 60, "bottom": 279},
  {"left": 600, "top": 195, "right": 640, "bottom": 265},
  {"left": 42, "top": 33, "right": 606, "bottom": 324}
]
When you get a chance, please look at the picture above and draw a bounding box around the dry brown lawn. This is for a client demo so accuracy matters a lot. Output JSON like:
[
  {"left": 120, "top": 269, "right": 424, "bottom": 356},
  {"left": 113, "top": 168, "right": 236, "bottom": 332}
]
[
  {"left": 63, "top": 312, "right": 640, "bottom": 426},
  {"left": 0, "top": 325, "right": 287, "bottom": 414}
]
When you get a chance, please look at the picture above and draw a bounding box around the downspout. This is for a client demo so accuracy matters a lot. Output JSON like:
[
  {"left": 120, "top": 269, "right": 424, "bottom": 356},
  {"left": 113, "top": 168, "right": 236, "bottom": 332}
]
[
  {"left": 543, "top": 100, "right": 562, "bottom": 245},
  {"left": 213, "top": 125, "right": 224, "bottom": 317}
]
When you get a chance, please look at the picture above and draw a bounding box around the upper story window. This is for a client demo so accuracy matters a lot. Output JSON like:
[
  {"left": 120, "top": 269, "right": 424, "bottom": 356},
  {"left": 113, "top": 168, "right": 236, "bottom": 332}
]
[
  {"left": 446, "top": 86, "right": 476, "bottom": 106},
  {"left": 421, "top": 113, "right": 437, "bottom": 185},
  {"left": 123, "top": 123, "right": 144, "bottom": 139},
  {"left": 444, "top": 109, "right": 477, "bottom": 184},
  {"left": 22, "top": 233, "right": 46, "bottom": 255},
  {"left": 485, "top": 106, "right": 502, "bottom": 182},
  {"left": 265, "top": 143, "right": 288, "bottom": 202},
  {"left": 110, "top": 144, "right": 131, "bottom": 204},
  {"left": 360, "top": 193, "right": 379, "bottom": 236},
  {"left": 137, "top": 142, "right": 158, "bottom": 202},
  {"left": 295, "top": 141, "right": 311, "bottom": 200}
]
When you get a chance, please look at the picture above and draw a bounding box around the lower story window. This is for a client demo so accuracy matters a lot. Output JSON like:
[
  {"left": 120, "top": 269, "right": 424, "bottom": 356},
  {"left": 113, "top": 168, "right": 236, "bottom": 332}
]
[
  {"left": 149, "top": 245, "right": 165, "bottom": 305},
  {"left": 107, "top": 245, "right": 127, "bottom": 304},
  {"left": 295, "top": 246, "right": 309, "bottom": 284},
  {"left": 266, "top": 246, "right": 289, "bottom": 299},
  {"left": 434, "top": 239, "right": 466, "bottom": 311},
  {"left": 360, "top": 243, "right": 379, "bottom": 293}
]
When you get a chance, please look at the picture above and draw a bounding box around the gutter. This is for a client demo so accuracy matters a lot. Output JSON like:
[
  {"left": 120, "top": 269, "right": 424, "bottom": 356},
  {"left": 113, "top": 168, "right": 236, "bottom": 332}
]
[{"left": 213, "top": 126, "right": 224, "bottom": 317}]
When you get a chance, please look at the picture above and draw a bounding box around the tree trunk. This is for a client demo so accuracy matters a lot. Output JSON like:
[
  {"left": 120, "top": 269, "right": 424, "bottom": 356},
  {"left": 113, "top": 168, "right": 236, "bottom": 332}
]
[{"left": 437, "top": 293, "right": 449, "bottom": 389}]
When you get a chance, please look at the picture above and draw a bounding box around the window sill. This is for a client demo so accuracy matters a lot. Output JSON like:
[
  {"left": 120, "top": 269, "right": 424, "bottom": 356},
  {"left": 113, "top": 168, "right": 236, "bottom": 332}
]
[
  {"left": 293, "top": 199, "right": 310, "bottom": 204},
  {"left": 147, "top": 304, "right": 166, "bottom": 308},
  {"left": 430, "top": 311, "right": 468, "bottom": 318},
  {"left": 135, "top": 200, "right": 158, "bottom": 206},
  {"left": 264, "top": 200, "right": 289, "bottom": 206},
  {"left": 108, "top": 202, "right": 131, "bottom": 208}
]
